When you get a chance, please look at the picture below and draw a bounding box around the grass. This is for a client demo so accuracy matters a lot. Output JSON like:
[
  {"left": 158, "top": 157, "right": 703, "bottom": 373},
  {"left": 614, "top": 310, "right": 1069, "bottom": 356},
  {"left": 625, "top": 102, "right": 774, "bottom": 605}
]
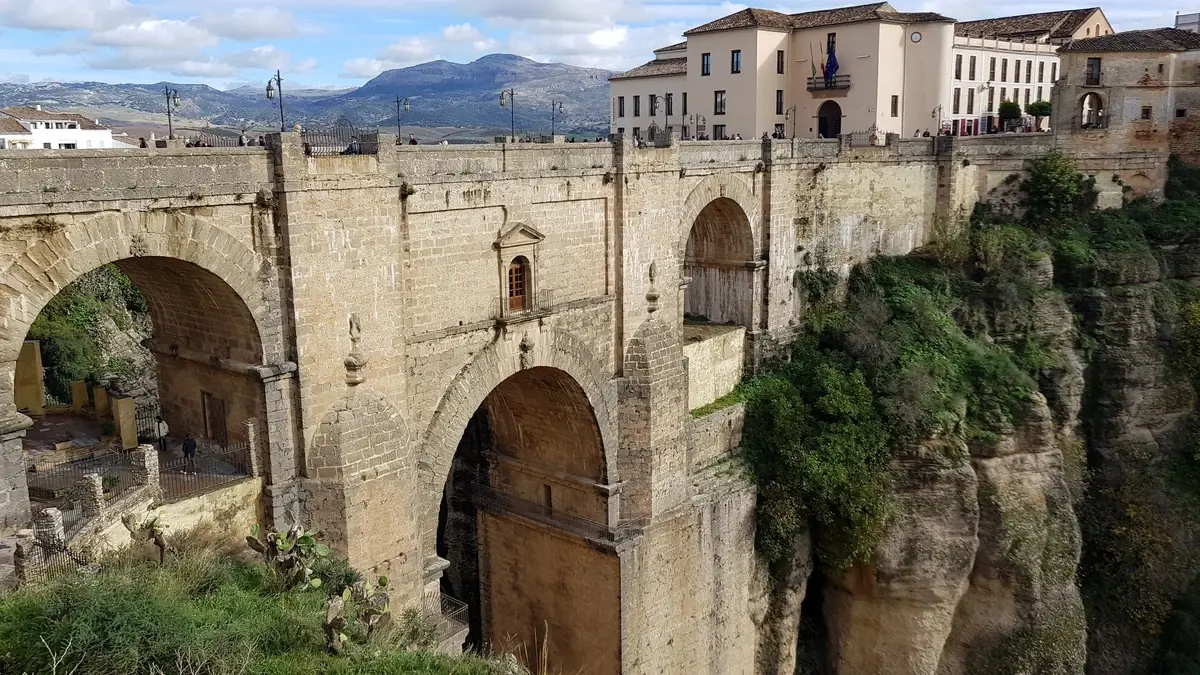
[{"left": 0, "top": 549, "right": 502, "bottom": 675}]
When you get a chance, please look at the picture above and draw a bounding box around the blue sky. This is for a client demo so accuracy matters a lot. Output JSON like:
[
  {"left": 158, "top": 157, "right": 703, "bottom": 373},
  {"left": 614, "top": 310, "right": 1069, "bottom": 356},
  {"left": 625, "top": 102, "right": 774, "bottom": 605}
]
[{"left": 0, "top": 0, "right": 1185, "bottom": 89}]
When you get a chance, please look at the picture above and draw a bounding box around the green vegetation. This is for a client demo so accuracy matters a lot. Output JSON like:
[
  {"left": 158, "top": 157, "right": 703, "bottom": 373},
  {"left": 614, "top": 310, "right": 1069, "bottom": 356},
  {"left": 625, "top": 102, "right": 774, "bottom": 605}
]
[
  {"left": 0, "top": 545, "right": 501, "bottom": 675},
  {"left": 1026, "top": 100, "right": 1052, "bottom": 130},
  {"left": 999, "top": 100, "right": 1023, "bottom": 129},
  {"left": 27, "top": 264, "right": 148, "bottom": 400}
]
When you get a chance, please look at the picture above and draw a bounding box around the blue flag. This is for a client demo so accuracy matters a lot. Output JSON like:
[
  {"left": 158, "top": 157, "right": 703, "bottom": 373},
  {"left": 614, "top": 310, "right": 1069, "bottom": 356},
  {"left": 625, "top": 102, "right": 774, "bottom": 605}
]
[{"left": 825, "top": 45, "right": 839, "bottom": 79}]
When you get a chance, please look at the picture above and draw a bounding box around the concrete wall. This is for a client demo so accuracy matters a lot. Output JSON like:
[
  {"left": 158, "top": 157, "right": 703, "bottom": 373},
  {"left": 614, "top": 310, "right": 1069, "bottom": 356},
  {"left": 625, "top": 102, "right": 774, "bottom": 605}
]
[{"left": 683, "top": 326, "right": 745, "bottom": 411}]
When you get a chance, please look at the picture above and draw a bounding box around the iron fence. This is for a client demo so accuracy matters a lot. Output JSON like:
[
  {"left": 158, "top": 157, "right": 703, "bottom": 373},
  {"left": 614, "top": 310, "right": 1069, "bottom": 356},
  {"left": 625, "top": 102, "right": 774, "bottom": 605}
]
[
  {"left": 302, "top": 120, "right": 380, "bottom": 156},
  {"left": 160, "top": 441, "right": 253, "bottom": 501},
  {"left": 469, "top": 482, "right": 613, "bottom": 542},
  {"left": 847, "top": 124, "right": 884, "bottom": 147},
  {"left": 26, "top": 450, "right": 137, "bottom": 504},
  {"left": 42, "top": 371, "right": 73, "bottom": 408},
  {"left": 806, "top": 74, "right": 851, "bottom": 91},
  {"left": 423, "top": 591, "right": 469, "bottom": 644},
  {"left": 135, "top": 400, "right": 161, "bottom": 443},
  {"left": 186, "top": 132, "right": 246, "bottom": 147},
  {"left": 28, "top": 537, "right": 95, "bottom": 582}
]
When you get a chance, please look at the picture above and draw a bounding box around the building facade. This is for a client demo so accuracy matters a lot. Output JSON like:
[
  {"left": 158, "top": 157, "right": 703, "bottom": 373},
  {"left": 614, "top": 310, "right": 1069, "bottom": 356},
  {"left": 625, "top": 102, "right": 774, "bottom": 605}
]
[
  {"left": 1177, "top": 12, "right": 1200, "bottom": 33},
  {"left": 610, "top": 3, "right": 956, "bottom": 140},
  {"left": 0, "top": 106, "right": 116, "bottom": 149},
  {"left": 610, "top": 4, "right": 1113, "bottom": 139},
  {"left": 1052, "top": 27, "right": 1200, "bottom": 163}
]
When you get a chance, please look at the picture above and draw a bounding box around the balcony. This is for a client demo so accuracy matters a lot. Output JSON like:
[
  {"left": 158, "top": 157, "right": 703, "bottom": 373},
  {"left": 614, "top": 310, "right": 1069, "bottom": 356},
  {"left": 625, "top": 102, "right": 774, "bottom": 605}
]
[
  {"left": 807, "top": 75, "right": 851, "bottom": 91},
  {"left": 1085, "top": 72, "right": 1102, "bottom": 87}
]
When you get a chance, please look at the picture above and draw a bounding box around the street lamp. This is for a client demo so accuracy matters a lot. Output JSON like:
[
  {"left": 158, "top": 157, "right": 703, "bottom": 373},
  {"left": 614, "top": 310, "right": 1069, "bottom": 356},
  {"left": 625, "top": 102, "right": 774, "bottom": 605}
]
[
  {"left": 164, "top": 86, "right": 181, "bottom": 140},
  {"left": 932, "top": 104, "right": 944, "bottom": 134},
  {"left": 395, "top": 96, "right": 410, "bottom": 141},
  {"left": 265, "top": 70, "right": 285, "bottom": 132},
  {"left": 686, "top": 113, "right": 706, "bottom": 138},
  {"left": 550, "top": 100, "right": 564, "bottom": 137},
  {"left": 784, "top": 105, "right": 797, "bottom": 138},
  {"left": 661, "top": 93, "right": 673, "bottom": 136},
  {"left": 499, "top": 88, "right": 516, "bottom": 141}
]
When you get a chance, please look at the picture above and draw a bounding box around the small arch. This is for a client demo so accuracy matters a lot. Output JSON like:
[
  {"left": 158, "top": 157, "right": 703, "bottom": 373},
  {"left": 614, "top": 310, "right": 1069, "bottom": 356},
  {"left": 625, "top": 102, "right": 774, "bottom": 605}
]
[
  {"left": 818, "top": 100, "right": 843, "bottom": 138},
  {"left": 1079, "top": 92, "right": 1105, "bottom": 129},
  {"left": 507, "top": 255, "right": 530, "bottom": 312}
]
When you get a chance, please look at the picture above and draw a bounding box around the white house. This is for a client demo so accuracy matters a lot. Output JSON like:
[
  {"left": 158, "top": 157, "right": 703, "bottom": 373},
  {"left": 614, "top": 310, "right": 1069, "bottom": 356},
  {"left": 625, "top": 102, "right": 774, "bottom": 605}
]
[
  {"left": 1178, "top": 12, "right": 1200, "bottom": 33},
  {"left": 0, "top": 105, "right": 116, "bottom": 149}
]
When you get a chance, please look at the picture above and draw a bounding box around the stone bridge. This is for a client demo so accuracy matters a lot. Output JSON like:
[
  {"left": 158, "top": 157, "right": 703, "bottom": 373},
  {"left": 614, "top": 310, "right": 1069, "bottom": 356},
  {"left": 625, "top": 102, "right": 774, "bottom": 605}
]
[{"left": 0, "top": 132, "right": 1162, "bottom": 673}]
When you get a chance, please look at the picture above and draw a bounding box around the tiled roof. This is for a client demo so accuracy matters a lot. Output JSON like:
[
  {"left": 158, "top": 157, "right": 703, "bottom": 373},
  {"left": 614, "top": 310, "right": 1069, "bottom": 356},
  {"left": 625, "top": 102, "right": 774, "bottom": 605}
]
[
  {"left": 0, "top": 116, "right": 30, "bottom": 134},
  {"left": 0, "top": 107, "right": 107, "bottom": 130},
  {"left": 654, "top": 41, "right": 687, "bottom": 53},
  {"left": 1058, "top": 27, "right": 1200, "bottom": 52},
  {"left": 684, "top": 7, "right": 795, "bottom": 35},
  {"left": 954, "top": 8, "right": 1099, "bottom": 39},
  {"left": 609, "top": 57, "right": 688, "bottom": 80},
  {"left": 880, "top": 11, "right": 955, "bottom": 23}
]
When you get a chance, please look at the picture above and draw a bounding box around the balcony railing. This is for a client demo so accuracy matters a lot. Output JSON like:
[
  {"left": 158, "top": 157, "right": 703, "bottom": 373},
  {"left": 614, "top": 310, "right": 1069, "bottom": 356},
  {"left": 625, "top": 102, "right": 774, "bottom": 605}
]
[
  {"left": 1085, "top": 73, "right": 1102, "bottom": 87},
  {"left": 807, "top": 75, "right": 851, "bottom": 91}
]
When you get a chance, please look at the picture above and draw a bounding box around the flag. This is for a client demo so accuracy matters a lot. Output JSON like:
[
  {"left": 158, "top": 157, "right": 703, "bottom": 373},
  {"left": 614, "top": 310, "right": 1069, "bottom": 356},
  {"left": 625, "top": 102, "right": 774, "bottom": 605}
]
[
  {"left": 825, "top": 43, "right": 840, "bottom": 79},
  {"left": 810, "top": 44, "right": 816, "bottom": 78}
]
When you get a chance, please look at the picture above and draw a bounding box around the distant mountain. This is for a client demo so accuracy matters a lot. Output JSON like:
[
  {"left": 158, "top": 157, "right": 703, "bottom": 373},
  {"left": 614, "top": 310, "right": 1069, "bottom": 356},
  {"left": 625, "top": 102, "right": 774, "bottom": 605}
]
[{"left": 0, "top": 55, "right": 615, "bottom": 136}]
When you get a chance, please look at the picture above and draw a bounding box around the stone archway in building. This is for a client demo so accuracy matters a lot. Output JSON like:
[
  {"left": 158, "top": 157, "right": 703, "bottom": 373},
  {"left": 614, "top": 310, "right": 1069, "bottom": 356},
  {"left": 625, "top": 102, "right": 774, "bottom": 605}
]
[
  {"left": 683, "top": 197, "right": 756, "bottom": 328},
  {"left": 1079, "top": 92, "right": 1106, "bottom": 128},
  {"left": 818, "top": 100, "right": 843, "bottom": 138},
  {"left": 0, "top": 209, "right": 280, "bottom": 530}
]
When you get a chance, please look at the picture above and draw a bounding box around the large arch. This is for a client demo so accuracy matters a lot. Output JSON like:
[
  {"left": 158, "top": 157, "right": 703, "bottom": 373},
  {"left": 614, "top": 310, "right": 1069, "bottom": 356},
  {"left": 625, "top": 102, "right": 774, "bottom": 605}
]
[
  {"left": 425, "top": 337, "right": 620, "bottom": 674},
  {"left": 683, "top": 197, "right": 756, "bottom": 327},
  {"left": 0, "top": 209, "right": 278, "bottom": 529}
]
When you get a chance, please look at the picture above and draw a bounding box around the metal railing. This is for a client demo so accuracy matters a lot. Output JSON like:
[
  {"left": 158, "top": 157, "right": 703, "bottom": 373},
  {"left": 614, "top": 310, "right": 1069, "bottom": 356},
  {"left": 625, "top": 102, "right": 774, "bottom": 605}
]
[
  {"left": 469, "top": 482, "right": 613, "bottom": 542},
  {"left": 134, "top": 401, "right": 161, "bottom": 443},
  {"left": 26, "top": 537, "right": 95, "bottom": 582},
  {"left": 1085, "top": 72, "right": 1102, "bottom": 87},
  {"left": 302, "top": 120, "right": 380, "bottom": 156},
  {"left": 186, "top": 132, "right": 245, "bottom": 147},
  {"left": 26, "top": 450, "right": 137, "bottom": 503},
  {"left": 807, "top": 74, "right": 851, "bottom": 91},
  {"left": 423, "top": 591, "right": 469, "bottom": 644},
  {"left": 847, "top": 124, "right": 884, "bottom": 147},
  {"left": 159, "top": 441, "right": 253, "bottom": 501},
  {"left": 42, "top": 371, "right": 73, "bottom": 408}
]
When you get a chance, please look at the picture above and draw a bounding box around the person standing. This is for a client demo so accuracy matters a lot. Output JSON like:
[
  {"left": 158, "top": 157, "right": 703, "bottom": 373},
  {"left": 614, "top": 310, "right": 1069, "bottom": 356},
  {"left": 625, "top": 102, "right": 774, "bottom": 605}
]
[
  {"left": 156, "top": 416, "right": 169, "bottom": 452},
  {"left": 182, "top": 434, "right": 198, "bottom": 475}
]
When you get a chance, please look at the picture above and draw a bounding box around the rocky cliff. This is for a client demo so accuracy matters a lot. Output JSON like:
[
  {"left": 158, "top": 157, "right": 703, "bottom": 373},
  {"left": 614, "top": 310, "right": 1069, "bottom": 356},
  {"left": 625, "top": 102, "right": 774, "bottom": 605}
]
[{"left": 748, "top": 154, "right": 1200, "bottom": 675}]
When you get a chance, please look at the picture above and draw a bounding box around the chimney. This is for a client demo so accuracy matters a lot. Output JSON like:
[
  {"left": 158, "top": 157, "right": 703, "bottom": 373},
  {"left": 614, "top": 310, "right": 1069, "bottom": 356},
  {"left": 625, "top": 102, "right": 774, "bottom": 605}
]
[{"left": 34, "top": 104, "right": 41, "bottom": 112}]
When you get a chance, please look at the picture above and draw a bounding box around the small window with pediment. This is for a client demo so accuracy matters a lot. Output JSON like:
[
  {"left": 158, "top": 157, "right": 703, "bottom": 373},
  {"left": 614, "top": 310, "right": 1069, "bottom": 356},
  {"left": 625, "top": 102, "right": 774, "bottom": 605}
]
[{"left": 508, "top": 257, "right": 529, "bottom": 312}]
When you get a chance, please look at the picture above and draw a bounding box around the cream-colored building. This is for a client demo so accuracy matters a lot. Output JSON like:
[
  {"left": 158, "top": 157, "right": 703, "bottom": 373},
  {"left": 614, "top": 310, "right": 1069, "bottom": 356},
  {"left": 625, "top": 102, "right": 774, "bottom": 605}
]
[
  {"left": 949, "top": 8, "right": 1112, "bottom": 134},
  {"left": 610, "top": 3, "right": 956, "bottom": 140},
  {"left": 1177, "top": 12, "right": 1199, "bottom": 33}
]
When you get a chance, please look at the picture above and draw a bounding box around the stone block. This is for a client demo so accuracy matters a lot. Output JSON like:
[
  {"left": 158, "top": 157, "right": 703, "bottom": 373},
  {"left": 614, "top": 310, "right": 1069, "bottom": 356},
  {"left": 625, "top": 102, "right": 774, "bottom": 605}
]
[
  {"left": 70, "top": 380, "right": 88, "bottom": 413},
  {"left": 112, "top": 397, "right": 138, "bottom": 450}
]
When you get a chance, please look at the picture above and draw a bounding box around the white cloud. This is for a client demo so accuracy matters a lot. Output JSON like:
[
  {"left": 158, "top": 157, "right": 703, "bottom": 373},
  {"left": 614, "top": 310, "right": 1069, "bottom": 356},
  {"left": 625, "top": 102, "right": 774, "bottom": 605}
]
[
  {"left": 442, "top": 22, "right": 483, "bottom": 42},
  {"left": 0, "top": 71, "right": 30, "bottom": 83},
  {"left": 473, "top": 38, "right": 501, "bottom": 51},
  {"left": 339, "top": 57, "right": 388, "bottom": 78},
  {"left": 378, "top": 36, "right": 437, "bottom": 63},
  {"left": 0, "top": 0, "right": 141, "bottom": 31},
  {"left": 195, "top": 7, "right": 300, "bottom": 40},
  {"left": 91, "top": 19, "right": 218, "bottom": 50}
]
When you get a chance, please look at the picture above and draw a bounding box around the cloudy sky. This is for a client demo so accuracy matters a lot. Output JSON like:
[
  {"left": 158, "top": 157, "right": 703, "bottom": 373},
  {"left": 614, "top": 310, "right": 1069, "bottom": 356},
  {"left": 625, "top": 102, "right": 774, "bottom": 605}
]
[{"left": 0, "top": 0, "right": 1183, "bottom": 89}]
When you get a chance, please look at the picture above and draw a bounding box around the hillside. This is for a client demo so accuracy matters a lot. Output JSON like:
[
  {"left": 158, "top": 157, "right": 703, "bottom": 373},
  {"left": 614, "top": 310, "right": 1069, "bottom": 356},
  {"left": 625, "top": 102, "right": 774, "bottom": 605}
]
[{"left": 0, "top": 54, "right": 614, "bottom": 137}]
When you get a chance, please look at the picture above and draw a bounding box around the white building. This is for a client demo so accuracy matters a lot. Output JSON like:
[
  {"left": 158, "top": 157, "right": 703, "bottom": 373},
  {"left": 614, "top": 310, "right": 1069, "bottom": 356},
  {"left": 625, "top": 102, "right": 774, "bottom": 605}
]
[
  {"left": 0, "top": 105, "right": 116, "bottom": 149},
  {"left": 948, "top": 8, "right": 1113, "bottom": 134},
  {"left": 1178, "top": 12, "right": 1200, "bottom": 33}
]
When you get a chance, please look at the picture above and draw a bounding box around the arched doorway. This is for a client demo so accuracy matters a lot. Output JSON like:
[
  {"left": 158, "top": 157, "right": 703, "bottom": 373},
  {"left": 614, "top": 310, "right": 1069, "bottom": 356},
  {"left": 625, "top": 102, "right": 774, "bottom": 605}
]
[
  {"left": 818, "top": 100, "right": 843, "bottom": 138},
  {"left": 1080, "top": 92, "right": 1105, "bottom": 128},
  {"left": 437, "top": 366, "right": 619, "bottom": 674},
  {"left": 684, "top": 197, "right": 755, "bottom": 327}
]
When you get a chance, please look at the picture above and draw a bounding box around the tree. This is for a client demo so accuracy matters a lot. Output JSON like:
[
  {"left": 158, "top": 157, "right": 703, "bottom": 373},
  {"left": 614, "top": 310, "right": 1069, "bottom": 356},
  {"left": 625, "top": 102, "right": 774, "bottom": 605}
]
[
  {"left": 1026, "top": 100, "right": 1052, "bottom": 130},
  {"left": 999, "top": 100, "right": 1023, "bottom": 130}
]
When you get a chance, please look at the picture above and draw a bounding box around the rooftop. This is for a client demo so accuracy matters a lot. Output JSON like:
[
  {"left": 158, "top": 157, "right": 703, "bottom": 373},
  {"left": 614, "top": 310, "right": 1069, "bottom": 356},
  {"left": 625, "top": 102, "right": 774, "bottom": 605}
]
[
  {"left": 683, "top": 2, "right": 953, "bottom": 36},
  {"left": 654, "top": 41, "right": 688, "bottom": 53},
  {"left": 0, "top": 117, "right": 30, "bottom": 135},
  {"left": 954, "top": 8, "right": 1099, "bottom": 39},
  {"left": 0, "top": 107, "right": 107, "bottom": 130},
  {"left": 610, "top": 57, "right": 688, "bottom": 81},
  {"left": 1058, "top": 27, "right": 1200, "bottom": 52}
]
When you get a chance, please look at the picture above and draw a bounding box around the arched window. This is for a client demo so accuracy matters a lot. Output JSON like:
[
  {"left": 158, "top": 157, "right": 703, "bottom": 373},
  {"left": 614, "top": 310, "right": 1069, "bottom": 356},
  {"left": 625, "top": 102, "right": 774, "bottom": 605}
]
[{"left": 507, "top": 256, "right": 529, "bottom": 312}]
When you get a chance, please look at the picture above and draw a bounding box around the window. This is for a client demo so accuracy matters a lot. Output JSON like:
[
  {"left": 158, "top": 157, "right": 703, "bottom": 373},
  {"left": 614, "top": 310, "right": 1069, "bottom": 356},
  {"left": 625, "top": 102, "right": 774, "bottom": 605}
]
[
  {"left": 1001, "top": 59, "right": 1008, "bottom": 82},
  {"left": 714, "top": 90, "right": 726, "bottom": 115},
  {"left": 713, "top": 124, "right": 726, "bottom": 140},
  {"left": 1095, "top": 23, "right": 1100, "bottom": 36},
  {"left": 1178, "top": 108, "right": 1188, "bottom": 118},
  {"left": 1038, "top": 62, "right": 1045, "bottom": 82},
  {"left": 701, "top": 53, "right": 711, "bottom": 76},
  {"left": 54, "top": 122, "right": 63, "bottom": 129},
  {"left": 774, "top": 123, "right": 785, "bottom": 136},
  {"left": 990, "top": 57, "right": 996, "bottom": 81},
  {"left": 1026, "top": 61, "right": 1032, "bottom": 83},
  {"left": 542, "top": 484, "right": 553, "bottom": 509},
  {"left": 953, "top": 87, "right": 961, "bottom": 114},
  {"left": 666, "top": 93, "right": 674, "bottom": 116},
  {"left": 633, "top": 95, "right": 641, "bottom": 117},
  {"left": 1014, "top": 59, "right": 1021, "bottom": 83},
  {"left": 777, "top": 50, "right": 785, "bottom": 74},
  {"left": 649, "top": 94, "right": 658, "bottom": 116},
  {"left": 955, "top": 54, "right": 962, "bottom": 79},
  {"left": 891, "top": 94, "right": 899, "bottom": 117},
  {"left": 967, "top": 88, "right": 974, "bottom": 115},
  {"left": 57, "top": 143, "right": 76, "bottom": 149},
  {"left": 682, "top": 92, "right": 688, "bottom": 115},
  {"left": 617, "top": 127, "right": 624, "bottom": 134},
  {"left": 776, "top": 90, "right": 784, "bottom": 115},
  {"left": 1036, "top": 86, "right": 1043, "bottom": 101},
  {"left": 67, "top": 123, "right": 76, "bottom": 129},
  {"left": 827, "top": 32, "right": 836, "bottom": 53},
  {"left": 1141, "top": 106, "right": 1152, "bottom": 120},
  {"left": 632, "top": 126, "right": 640, "bottom": 138},
  {"left": 1086, "top": 27, "right": 1091, "bottom": 36},
  {"left": 618, "top": 96, "right": 625, "bottom": 117},
  {"left": 1085, "top": 57, "right": 1101, "bottom": 86},
  {"left": 987, "top": 88, "right": 995, "bottom": 112},
  {"left": 1158, "top": 63, "right": 1164, "bottom": 74},
  {"left": 1000, "top": 87, "right": 1007, "bottom": 102},
  {"left": 1024, "top": 88, "right": 1030, "bottom": 107},
  {"left": 1051, "top": 63, "right": 1058, "bottom": 82},
  {"left": 969, "top": 55, "right": 976, "bottom": 81},
  {"left": 731, "top": 49, "right": 742, "bottom": 73},
  {"left": 42, "top": 143, "right": 51, "bottom": 149},
  {"left": 507, "top": 257, "right": 529, "bottom": 312}
]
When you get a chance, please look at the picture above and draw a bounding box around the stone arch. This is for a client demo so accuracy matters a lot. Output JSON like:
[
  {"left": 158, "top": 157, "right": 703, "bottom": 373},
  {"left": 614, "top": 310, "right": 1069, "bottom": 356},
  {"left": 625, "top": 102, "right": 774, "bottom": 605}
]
[
  {"left": 681, "top": 186, "right": 758, "bottom": 327},
  {"left": 818, "top": 100, "right": 843, "bottom": 138},
  {"left": 1079, "top": 92, "right": 1106, "bottom": 128},
  {"left": 679, "top": 173, "right": 758, "bottom": 257},
  {"left": 1126, "top": 172, "right": 1154, "bottom": 199},
  {"left": 418, "top": 326, "right": 617, "bottom": 535}
]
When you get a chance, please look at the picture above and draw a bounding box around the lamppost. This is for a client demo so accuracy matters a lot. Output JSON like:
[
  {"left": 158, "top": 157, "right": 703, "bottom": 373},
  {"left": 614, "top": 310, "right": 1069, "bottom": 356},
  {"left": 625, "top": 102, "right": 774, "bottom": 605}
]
[
  {"left": 932, "top": 104, "right": 944, "bottom": 134},
  {"left": 499, "top": 88, "right": 516, "bottom": 141},
  {"left": 550, "top": 100, "right": 564, "bottom": 137},
  {"left": 784, "top": 105, "right": 797, "bottom": 138},
  {"left": 686, "top": 113, "right": 706, "bottom": 138},
  {"left": 395, "top": 96, "right": 410, "bottom": 141},
  {"left": 265, "top": 70, "right": 285, "bottom": 132},
  {"left": 163, "top": 86, "right": 181, "bottom": 139},
  {"left": 661, "top": 93, "right": 673, "bottom": 135}
]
